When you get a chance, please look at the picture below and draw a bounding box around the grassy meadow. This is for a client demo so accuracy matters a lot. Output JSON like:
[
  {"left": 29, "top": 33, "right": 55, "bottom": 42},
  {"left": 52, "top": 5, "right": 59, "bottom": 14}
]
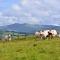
[{"left": 0, "top": 36, "right": 60, "bottom": 60}]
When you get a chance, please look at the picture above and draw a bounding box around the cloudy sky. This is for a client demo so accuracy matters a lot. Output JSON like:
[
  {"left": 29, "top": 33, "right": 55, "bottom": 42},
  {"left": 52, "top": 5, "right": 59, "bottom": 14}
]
[{"left": 0, "top": 0, "right": 60, "bottom": 26}]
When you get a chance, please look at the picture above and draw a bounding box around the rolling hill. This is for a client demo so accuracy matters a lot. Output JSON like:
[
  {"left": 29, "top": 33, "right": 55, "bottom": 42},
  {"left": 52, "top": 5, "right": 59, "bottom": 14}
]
[{"left": 0, "top": 23, "right": 60, "bottom": 33}]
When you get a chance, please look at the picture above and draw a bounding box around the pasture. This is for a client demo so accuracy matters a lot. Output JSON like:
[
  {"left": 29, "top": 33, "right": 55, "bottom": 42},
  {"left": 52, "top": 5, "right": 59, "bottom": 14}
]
[{"left": 0, "top": 36, "right": 60, "bottom": 60}]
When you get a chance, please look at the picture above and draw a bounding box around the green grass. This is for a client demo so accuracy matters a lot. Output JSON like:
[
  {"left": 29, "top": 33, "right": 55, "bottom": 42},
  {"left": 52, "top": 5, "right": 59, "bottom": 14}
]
[{"left": 0, "top": 37, "right": 60, "bottom": 60}]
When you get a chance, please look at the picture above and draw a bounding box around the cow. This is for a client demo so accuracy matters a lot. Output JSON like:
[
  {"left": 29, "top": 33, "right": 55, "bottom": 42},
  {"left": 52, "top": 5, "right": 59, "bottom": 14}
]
[
  {"left": 50, "top": 30, "right": 57, "bottom": 37},
  {"left": 3, "top": 34, "right": 12, "bottom": 41},
  {"left": 35, "top": 29, "right": 58, "bottom": 40},
  {"left": 35, "top": 30, "right": 50, "bottom": 39},
  {"left": 35, "top": 31, "right": 40, "bottom": 38}
]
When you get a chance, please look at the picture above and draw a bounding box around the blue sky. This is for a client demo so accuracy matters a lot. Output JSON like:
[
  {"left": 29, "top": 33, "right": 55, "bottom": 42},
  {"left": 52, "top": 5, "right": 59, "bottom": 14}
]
[{"left": 0, "top": 0, "right": 60, "bottom": 26}]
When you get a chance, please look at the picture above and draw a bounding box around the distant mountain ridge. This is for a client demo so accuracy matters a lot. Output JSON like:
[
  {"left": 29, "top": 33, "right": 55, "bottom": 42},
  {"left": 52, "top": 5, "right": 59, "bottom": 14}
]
[{"left": 0, "top": 23, "right": 60, "bottom": 33}]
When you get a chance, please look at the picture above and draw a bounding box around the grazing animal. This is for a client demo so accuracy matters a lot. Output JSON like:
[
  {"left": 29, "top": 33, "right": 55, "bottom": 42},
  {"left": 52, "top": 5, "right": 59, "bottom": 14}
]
[
  {"left": 39, "top": 30, "right": 50, "bottom": 39},
  {"left": 8, "top": 34, "right": 12, "bottom": 41},
  {"left": 35, "top": 32, "right": 40, "bottom": 38},
  {"left": 39, "top": 31, "right": 44, "bottom": 39},
  {"left": 35, "top": 29, "right": 58, "bottom": 40},
  {"left": 3, "top": 34, "right": 12, "bottom": 41},
  {"left": 43, "top": 30, "right": 57, "bottom": 39},
  {"left": 43, "top": 30, "right": 50, "bottom": 38},
  {"left": 50, "top": 30, "right": 57, "bottom": 37},
  {"left": 47, "top": 31, "right": 53, "bottom": 39},
  {"left": 35, "top": 30, "right": 50, "bottom": 39}
]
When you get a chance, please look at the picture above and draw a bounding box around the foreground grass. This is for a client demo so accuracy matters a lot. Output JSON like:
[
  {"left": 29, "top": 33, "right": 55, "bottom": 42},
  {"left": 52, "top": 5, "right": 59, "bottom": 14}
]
[{"left": 0, "top": 37, "right": 60, "bottom": 60}]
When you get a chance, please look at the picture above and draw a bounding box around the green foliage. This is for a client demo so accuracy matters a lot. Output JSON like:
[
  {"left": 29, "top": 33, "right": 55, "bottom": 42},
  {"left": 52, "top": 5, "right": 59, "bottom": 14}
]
[{"left": 0, "top": 37, "right": 60, "bottom": 60}]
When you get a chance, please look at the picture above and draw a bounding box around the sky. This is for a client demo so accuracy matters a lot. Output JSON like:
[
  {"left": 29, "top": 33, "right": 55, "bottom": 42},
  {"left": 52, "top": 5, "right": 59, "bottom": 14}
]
[{"left": 0, "top": 0, "right": 60, "bottom": 26}]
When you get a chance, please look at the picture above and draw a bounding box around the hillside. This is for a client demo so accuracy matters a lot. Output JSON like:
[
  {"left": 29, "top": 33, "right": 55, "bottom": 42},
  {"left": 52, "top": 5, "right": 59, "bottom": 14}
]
[
  {"left": 0, "top": 37, "right": 60, "bottom": 60},
  {"left": 0, "top": 23, "right": 60, "bottom": 33}
]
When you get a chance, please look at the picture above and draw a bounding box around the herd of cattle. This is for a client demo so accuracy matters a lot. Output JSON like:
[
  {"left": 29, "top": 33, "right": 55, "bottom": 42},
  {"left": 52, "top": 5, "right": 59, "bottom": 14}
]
[
  {"left": 0, "top": 29, "right": 60, "bottom": 41},
  {"left": 35, "top": 29, "right": 60, "bottom": 39}
]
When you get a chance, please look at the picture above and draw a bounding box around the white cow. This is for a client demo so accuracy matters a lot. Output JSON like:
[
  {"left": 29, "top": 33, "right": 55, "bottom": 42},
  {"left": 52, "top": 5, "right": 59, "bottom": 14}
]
[
  {"left": 35, "top": 29, "right": 58, "bottom": 39},
  {"left": 50, "top": 30, "right": 57, "bottom": 37},
  {"left": 42, "top": 30, "right": 57, "bottom": 38},
  {"left": 8, "top": 34, "right": 12, "bottom": 41},
  {"left": 35, "top": 30, "right": 50, "bottom": 39},
  {"left": 35, "top": 32, "right": 40, "bottom": 38},
  {"left": 39, "top": 31, "right": 44, "bottom": 39},
  {"left": 43, "top": 30, "right": 50, "bottom": 38},
  {"left": 4, "top": 35, "right": 8, "bottom": 41},
  {"left": 3, "top": 34, "right": 12, "bottom": 41}
]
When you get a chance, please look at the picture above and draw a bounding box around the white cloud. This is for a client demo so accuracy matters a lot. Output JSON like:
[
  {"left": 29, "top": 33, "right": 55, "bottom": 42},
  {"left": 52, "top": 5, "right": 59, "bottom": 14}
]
[
  {"left": 25, "top": 17, "right": 40, "bottom": 24},
  {"left": 30, "top": 17, "right": 40, "bottom": 24},
  {"left": 23, "top": 12, "right": 32, "bottom": 17},
  {"left": 0, "top": 0, "right": 60, "bottom": 26},
  {"left": 0, "top": 12, "right": 3, "bottom": 16},
  {"left": 34, "top": 0, "right": 41, "bottom": 5},
  {"left": 39, "top": 10, "right": 49, "bottom": 16},
  {"left": 51, "top": 15, "right": 60, "bottom": 18},
  {"left": 44, "top": 0, "right": 60, "bottom": 9},
  {"left": 12, "top": 4, "right": 21, "bottom": 11},
  {"left": 0, "top": 16, "right": 17, "bottom": 26},
  {"left": 18, "top": 16, "right": 40, "bottom": 24},
  {"left": 21, "top": 0, "right": 29, "bottom": 5}
]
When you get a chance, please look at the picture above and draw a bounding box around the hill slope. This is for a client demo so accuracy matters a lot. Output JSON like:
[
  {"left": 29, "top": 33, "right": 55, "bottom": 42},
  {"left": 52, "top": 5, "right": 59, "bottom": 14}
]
[
  {"left": 0, "top": 23, "right": 60, "bottom": 33},
  {"left": 0, "top": 37, "right": 60, "bottom": 60}
]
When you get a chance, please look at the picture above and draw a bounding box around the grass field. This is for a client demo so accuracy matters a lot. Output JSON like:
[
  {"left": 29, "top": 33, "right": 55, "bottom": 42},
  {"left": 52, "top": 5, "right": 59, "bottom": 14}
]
[{"left": 0, "top": 37, "right": 60, "bottom": 60}]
